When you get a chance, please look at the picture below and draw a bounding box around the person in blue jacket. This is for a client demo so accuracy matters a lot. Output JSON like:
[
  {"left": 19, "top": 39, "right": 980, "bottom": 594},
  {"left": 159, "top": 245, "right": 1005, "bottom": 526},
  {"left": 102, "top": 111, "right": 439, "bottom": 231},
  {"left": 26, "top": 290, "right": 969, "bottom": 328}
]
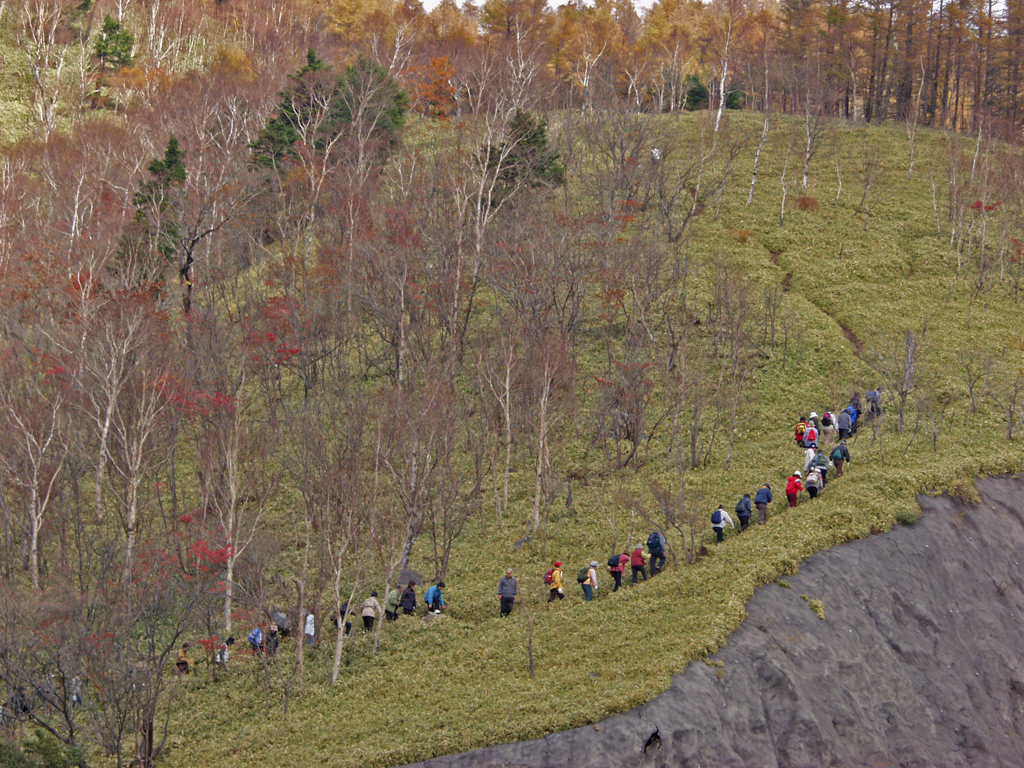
[
  {"left": 754, "top": 482, "right": 773, "bottom": 524},
  {"left": 424, "top": 581, "right": 446, "bottom": 615}
]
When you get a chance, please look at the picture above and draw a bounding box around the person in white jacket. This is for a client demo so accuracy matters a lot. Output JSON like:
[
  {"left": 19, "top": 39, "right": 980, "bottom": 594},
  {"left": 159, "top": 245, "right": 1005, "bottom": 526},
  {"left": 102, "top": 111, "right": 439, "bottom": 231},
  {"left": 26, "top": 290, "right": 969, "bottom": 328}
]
[
  {"left": 804, "top": 445, "right": 817, "bottom": 474},
  {"left": 304, "top": 611, "right": 316, "bottom": 645},
  {"left": 711, "top": 504, "right": 735, "bottom": 543}
]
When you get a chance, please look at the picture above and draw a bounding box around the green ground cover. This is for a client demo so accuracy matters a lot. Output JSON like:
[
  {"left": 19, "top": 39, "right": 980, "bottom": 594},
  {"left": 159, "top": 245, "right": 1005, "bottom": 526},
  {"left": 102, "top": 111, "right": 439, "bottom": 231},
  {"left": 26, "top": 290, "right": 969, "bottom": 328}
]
[{"left": 153, "top": 114, "right": 1024, "bottom": 767}]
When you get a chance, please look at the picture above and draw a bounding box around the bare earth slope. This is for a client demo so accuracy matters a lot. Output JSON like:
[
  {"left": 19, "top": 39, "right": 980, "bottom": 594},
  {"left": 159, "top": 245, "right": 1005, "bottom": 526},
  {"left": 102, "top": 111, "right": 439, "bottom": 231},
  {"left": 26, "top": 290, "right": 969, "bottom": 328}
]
[{"left": 405, "top": 475, "right": 1024, "bottom": 768}]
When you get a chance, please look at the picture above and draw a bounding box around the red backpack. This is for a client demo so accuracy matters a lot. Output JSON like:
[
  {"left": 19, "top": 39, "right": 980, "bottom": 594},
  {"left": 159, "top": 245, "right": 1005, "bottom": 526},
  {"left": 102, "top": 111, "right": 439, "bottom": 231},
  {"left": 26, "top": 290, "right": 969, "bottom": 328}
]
[{"left": 544, "top": 568, "right": 554, "bottom": 584}]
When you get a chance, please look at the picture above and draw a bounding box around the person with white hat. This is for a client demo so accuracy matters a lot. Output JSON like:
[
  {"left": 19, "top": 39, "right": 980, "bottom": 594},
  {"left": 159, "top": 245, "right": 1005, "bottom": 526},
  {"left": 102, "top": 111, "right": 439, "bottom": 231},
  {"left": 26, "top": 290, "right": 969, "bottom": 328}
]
[
  {"left": 582, "top": 561, "right": 599, "bottom": 601},
  {"left": 786, "top": 471, "right": 804, "bottom": 508}
]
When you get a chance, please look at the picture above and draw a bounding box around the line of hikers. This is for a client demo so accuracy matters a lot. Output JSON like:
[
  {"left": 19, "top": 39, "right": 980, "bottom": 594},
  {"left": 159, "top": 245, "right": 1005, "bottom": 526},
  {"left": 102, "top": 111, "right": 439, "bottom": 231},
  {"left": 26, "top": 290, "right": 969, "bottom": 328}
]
[
  {"left": 783, "top": 392, "right": 878, "bottom": 507},
  {"left": 223, "top": 391, "right": 880, "bottom": 641}
]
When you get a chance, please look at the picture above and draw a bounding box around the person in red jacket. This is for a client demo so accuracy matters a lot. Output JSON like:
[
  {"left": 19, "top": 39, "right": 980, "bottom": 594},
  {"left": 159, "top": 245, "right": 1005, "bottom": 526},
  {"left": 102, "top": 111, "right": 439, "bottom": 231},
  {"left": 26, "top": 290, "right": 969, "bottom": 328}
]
[
  {"left": 786, "top": 471, "right": 804, "bottom": 507},
  {"left": 630, "top": 545, "right": 648, "bottom": 584}
]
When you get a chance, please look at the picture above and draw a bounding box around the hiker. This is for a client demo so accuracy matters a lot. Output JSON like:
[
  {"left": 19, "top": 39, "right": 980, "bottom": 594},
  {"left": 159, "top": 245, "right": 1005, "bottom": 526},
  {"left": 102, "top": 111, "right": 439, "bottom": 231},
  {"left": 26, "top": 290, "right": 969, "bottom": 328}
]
[
  {"left": 813, "top": 449, "right": 830, "bottom": 487},
  {"left": 8, "top": 687, "right": 32, "bottom": 717},
  {"left": 424, "top": 582, "right": 446, "bottom": 615},
  {"left": 304, "top": 610, "right": 316, "bottom": 646},
  {"left": 337, "top": 603, "right": 353, "bottom": 635},
  {"left": 804, "top": 445, "right": 817, "bottom": 474},
  {"left": 547, "top": 562, "right": 565, "bottom": 601},
  {"left": 384, "top": 586, "right": 400, "bottom": 622},
  {"left": 175, "top": 643, "right": 194, "bottom": 675},
  {"left": 711, "top": 504, "right": 735, "bottom": 543},
  {"left": 802, "top": 420, "right": 819, "bottom": 449},
  {"left": 581, "top": 562, "right": 599, "bottom": 601},
  {"left": 498, "top": 569, "right": 518, "bottom": 616},
  {"left": 214, "top": 637, "right": 234, "bottom": 671},
  {"left": 786, "top": 471, "right": 803, "bottom": 507},
  {"left": 847, "top": 395, "right": 862, "bottom": 434},
  {"left": 265, "top": 624, "right": 280, "bottom": 656},
  {"left": 821, "top": 409, "right": 837, "bottom": 445},
  {"left": 754, "top": 482, "right": 773, "bottom": 524},
  {"left": 831, "top": 439, "right": 851, "bottom": 477},
  {"left": 609, "top": 551, "right": 629, "bottom": 591},
  {"left": 362, "top": 591, "right": 381, "bottom": 631},
  {"left": 805, "top": 468, "right": 822, "bottom": 499},
  {"left": 400, "top": 581, "right": 418, "bottom": 615},
  {"left": 735, "top": 494, "right": 752, "bottom": 531},
  {"left": 850, "top": 392, "right": 863, "bottom": 416},
  {"left": 837, "top": 407, "right": 853, "bottom": 441},
  {"left": 808, "top": 411, "right": 821, "bottom": 431},
  {"left": 794, "top": 417, "right": 808, "bottom": 445},
  {"left": 247, "top": 626, "right": 263, "bottom": 654},
  {"left": 647, "top": 530, "right": 667, "bottom": 575},
  {"left": 867, "top": 388, "right": 883, "bottom": 418},
  {"left": 630, "top": 545, "right": 648, "bottom": 584}
]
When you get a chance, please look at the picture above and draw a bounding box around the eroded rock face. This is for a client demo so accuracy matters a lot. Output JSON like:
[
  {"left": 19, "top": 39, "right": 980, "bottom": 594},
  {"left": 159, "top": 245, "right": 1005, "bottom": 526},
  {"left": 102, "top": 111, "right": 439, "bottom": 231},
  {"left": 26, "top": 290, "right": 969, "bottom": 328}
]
[{"left": 405, "top": 476, "right": 1024, "bottom": 768}]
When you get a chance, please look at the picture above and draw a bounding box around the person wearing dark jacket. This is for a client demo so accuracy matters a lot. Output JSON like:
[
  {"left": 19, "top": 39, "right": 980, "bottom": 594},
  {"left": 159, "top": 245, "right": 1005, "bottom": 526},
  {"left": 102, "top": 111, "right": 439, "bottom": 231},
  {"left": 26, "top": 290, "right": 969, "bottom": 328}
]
[
  {"left": 610, "top": 552, "right": 629, "bottom": 592},
  {"left": 812, "top": 450, "right": 830, "bottom": 487},
  {"left": 265, "top": 624, "right": 280, "bottom": 656},
  {"left": 400, "top": 581, "right": 417, "bottom": 615},
  {"left": 735, "top": 494, "right": 752, "bottom": 531},
  {"left": 647, "top": 532, "right": 667, "bottom": 575},
  {"left": 498, "top": 569, "right": 518, "bottom": 616},
  {"left": 754, "top": 483, "right": 773, "bottom": 524},
  {"left": 830, "top": 439, "right": 851, "bottom": 477}
]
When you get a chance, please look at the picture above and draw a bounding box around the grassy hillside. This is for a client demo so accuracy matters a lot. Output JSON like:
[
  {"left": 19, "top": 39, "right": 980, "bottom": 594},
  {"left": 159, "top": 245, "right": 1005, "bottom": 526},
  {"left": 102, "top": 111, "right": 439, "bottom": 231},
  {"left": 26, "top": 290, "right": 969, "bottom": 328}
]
[{"left": 152, "top": 113, "right": 1024, "bottom": 768}]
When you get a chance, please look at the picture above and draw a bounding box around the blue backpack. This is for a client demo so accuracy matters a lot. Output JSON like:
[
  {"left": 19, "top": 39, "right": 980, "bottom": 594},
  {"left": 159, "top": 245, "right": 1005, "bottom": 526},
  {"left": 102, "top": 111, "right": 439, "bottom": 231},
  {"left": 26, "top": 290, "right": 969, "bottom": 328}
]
[
  {"left": 646, "top": 532, "right": 663, "bottom": 555},
  {"left": 711, "top": 509, "right": 723, "bottom": 525}
]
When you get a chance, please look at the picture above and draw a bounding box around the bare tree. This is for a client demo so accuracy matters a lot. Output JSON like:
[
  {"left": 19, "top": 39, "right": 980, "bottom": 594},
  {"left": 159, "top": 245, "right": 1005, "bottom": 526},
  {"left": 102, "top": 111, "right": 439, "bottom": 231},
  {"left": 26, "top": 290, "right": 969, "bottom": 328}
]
[
  {"left": 863, "top": 328, "right": 928, "bottom": 433},
  {"left": 375, "top": 378, "right": 455, "bottom": 573},
  {"left": 191, "top": 375, "right": 279, "bottom": 636},
  {"left": 0, "top": 348, "right": 69, "bottom": 592},
  {"left": 988, "top": 359, "right": 1024, "bottom": 441}
]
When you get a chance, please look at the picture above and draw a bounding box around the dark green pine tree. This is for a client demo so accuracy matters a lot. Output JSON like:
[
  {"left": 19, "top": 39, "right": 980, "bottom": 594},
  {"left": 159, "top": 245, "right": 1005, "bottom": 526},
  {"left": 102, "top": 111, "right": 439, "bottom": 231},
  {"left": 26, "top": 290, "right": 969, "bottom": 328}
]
[
  {"left": 94, "top": 15, "right": 134, "bottom": 71},
  {"left": 132, "top": 137, "right": 187, "bottom": 262},
  {"left": 251, "top": 49, "right": 409, "bottom": 169},
  {"left": 488, "top": 110, "right": 565, "bottom": 195}
]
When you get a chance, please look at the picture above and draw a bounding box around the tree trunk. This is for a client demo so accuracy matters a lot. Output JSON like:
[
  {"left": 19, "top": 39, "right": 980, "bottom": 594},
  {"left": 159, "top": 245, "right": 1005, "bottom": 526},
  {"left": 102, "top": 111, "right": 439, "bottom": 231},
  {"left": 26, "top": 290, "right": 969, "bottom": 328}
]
[{"left": 223, "top": 556, "right": 235, "bottom": 634}]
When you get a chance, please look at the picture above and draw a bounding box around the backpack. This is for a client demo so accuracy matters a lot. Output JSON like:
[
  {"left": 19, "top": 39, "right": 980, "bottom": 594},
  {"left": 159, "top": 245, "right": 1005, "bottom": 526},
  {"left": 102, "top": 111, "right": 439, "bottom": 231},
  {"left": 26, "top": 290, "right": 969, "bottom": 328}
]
[
  {"left": 608, "top": 554, "right": 620, "bottom": 568},
  {"left": 577, "top": 567, "right": 590, "bottom": 584},
  {"left": 830, "top": 446, "right": 843, "bottom": 461},
  {"left": 646, "top": 532, "right": 663, "bottom": 555},
  {"left": 735, "top": 499, "right": 745, "bottom": 514},
  {"left": 711, "top": 509, "right": 723, "bottom": 525},
  {"left": 867, "top": 390, "right": 880, "bottom": 404},
  {"left": 544, "top": 568, "right": 554, "bottom": 585},
  {"left": 822, "top": 412, "right": 833, "bottom": 426},
  {"left": 815, "top": 453, "right": 828, "bottom": 468},
  {"left": 805, "top": 470, "right": 821, "bottom": 488},
  {"left": 795, "top": 422, "right": 806, "bottom": 439}
]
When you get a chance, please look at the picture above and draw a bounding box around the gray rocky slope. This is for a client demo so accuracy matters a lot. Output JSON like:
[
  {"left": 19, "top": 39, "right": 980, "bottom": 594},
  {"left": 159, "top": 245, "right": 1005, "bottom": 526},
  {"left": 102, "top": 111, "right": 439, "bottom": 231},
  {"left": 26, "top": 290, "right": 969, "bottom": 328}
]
[{"left": 405, "top": 475, "right": 1024, "bottom": 768}]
